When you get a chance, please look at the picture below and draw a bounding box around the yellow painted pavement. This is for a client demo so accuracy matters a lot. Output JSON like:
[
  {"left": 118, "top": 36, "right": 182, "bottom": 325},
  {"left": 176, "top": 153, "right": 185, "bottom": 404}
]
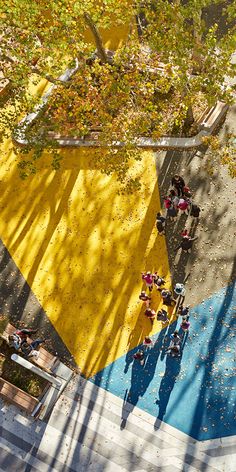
[{"left": 0, "top": 141, "right": 172, "bottom": 377}]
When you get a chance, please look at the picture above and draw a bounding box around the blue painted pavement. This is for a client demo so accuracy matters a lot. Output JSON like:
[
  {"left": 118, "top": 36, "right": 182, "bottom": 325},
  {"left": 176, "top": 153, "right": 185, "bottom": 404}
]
[{"left": 89, "top": 282, "right": 236, "bottom": 441}]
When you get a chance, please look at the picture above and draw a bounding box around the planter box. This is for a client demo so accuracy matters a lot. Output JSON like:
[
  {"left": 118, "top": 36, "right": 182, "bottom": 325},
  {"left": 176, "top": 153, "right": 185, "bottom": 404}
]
[{"left": 0, "top": 377, "right": 39, "bottom": 414}]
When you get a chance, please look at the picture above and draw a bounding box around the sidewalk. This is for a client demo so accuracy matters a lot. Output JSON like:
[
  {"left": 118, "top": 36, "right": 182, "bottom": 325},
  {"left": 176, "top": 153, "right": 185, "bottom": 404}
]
[{"left": 1, "top": 374, "right": 235, "bottom": 472}]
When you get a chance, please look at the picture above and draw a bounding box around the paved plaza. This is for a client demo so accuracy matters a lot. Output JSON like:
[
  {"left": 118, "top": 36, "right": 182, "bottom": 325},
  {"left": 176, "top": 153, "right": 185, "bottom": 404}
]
[
  {"left": 0, "top": 132, "right": 235, "bottom": 469},
  {"left": 1, "top": 376, "right": 236, "bottom": 472}
]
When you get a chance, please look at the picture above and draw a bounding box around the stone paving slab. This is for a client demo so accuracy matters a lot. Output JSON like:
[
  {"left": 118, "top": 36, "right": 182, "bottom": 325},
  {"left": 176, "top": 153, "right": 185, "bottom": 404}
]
[{"left": 1, "top": 376, "right": 235, "bottom": 472}]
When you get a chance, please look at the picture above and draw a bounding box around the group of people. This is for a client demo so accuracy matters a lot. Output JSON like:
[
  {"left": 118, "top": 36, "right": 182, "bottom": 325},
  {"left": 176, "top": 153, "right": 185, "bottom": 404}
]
[
  {"left": 137, "top": 270, "right": 191, "bottom": 358},
  {"left": 134, "top": 304, "right": 190, "bottom": 363},
  {"left": 8, "top": 328, "right": 46, "bottom": 360},
  {"left": 133, "top": 174, "right": 196, "bottom": 363},
  {"left": 155, "top": 174, "right": 201, "bottom": 255}
]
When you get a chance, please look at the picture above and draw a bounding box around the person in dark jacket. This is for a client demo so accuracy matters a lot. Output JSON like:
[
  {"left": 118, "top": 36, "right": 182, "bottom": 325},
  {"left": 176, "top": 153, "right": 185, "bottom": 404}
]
[
  {"left": 20, "top": 338, "right": 46, "bottom": 358},
  {"left": 152, "top": 273, "right": 166, "bottom": 290},
  {"left": 178, "top": 304, "right": 190, "bottom": 317},
  {"left": 171, "top": 174, "right": 185, "bottom": 197},
  {"left": 156, "top": 212, "right": 166, "bottom": 235},
  {"left": 167, "top": 204, "right": 178, "bottom": 221},
  {"left": 156, "top": 308, "right": 169, "bottom": 325},
  {"left": 175, "top": 235, "right": 198, "bottom": 253},
  {"left": 189, "top": 203, "right": 201, "bottom": 218},
  {"left": 161, "top": 290, "right": 176, "bottom": 306}
]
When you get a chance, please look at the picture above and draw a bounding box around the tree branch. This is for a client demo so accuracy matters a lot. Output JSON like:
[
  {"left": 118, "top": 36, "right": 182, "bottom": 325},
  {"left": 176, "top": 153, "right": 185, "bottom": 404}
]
[{"left": 83, "top": 13, "right": 109, "bottom": 64}]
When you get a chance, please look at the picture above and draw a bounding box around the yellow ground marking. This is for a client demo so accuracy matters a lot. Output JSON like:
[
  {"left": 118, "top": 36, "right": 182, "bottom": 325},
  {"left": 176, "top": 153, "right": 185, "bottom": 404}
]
[{"left": 0, "top": 140, "right": 172, "bottom": 377}]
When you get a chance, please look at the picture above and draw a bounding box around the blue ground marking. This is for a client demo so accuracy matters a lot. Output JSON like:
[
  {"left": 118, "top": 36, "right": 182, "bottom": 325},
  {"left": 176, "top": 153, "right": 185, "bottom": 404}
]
[{"left": 89, "top": 282, "right": 236, "bottom": 440}]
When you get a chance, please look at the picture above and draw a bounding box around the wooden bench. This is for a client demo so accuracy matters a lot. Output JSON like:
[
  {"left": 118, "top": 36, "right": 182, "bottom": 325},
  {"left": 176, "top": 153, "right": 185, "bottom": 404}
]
[
  {"left": 199, "top": 101, "right": 228, "bottom": 133},
  {"left": 0, "top": 378, "right": 39, "bottom": 414},
  {"left": 1, "top": 323, "right": 59, "bottom": 372}
]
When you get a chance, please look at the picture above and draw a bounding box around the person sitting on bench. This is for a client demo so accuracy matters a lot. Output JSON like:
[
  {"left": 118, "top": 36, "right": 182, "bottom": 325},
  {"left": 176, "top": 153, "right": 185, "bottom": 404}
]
[
  {"left": 20, "top": 339, "right": 46, "bottom": 359},
  {"left": 8, "top": 328, "right": 37, "bottom": 350}
]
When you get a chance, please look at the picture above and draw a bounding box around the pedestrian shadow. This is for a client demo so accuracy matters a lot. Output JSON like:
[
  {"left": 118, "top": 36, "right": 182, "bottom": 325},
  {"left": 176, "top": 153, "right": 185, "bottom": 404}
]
[
  {"left": 154, "top": 352, "right": 182, "bottom": 429},
  {"left": 160, "top": 319, "right": 177, "bottom": 361},
  {"left": 120, "top": 327, "right": 167, "bottom": 428}
]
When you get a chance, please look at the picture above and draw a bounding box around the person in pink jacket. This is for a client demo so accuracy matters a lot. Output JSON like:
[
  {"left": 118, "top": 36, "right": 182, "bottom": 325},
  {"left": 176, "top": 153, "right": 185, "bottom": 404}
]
[
  {"left": 178, "top": 198, "right": 190, "bottom": 215},
  {"left": 142, "top": 271, "right": 154, "bottom": 292}
]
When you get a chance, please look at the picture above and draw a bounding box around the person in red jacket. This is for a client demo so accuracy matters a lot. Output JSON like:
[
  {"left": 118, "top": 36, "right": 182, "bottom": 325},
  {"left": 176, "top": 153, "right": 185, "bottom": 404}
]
[
  {"left": 142, "top": 271, "right": 154, "bottom": 292},
  {"left": 133, "top": 349, "right": 145, "bottom": 365},
  {"left": 143, "top": 336, "right": 154, "bottom": 349}
]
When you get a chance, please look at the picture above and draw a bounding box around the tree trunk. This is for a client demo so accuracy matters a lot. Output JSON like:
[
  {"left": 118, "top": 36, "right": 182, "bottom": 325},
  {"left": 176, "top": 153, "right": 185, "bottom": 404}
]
[
  {"left": 192, "top": 6, "right": 203, "bottom": 74},
  {"left": 184, "top": 104, "right": 194, "bottom": 128},
  {"left": 83, "top": 13, "right": 108, "bottom": 64}
]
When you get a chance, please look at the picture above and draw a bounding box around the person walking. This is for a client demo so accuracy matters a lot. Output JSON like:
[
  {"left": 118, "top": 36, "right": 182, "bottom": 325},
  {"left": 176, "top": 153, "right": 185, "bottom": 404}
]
[
  {"left": 139, "top": 290, "right": 151, "bottom": 307},
  {"left": 174, "top": 283, "right": 186, "bottom": 305},
  {"left": 161, "top": 290, "right": 176, "bottom": 306},
  {"left": 189, "top": 202, "right": 201, "bottom": 218},
  {"left": 169, "top": 189, "right": 179, "bottom": 208},
  {"left": 183, "top": 185, "right": 192, "bottom": 198},
  {"left": 167, "top": 203, "right": 178, "bottom": 221},
  {"left": 170, "top": 330, "right": 181, "bottom": 345},
  {"left": 156, "top": 308, "right": 169, "bottom": 325},
  {"left": 171, "top": 174, "right": 185, "bottom": 197},
  {"left": 164, "top": 195, "right": 172, "bottom": 209},
  {"left": 178, "top": 304, "right": 190, "bottom": 317},
  {"left": 175, "top": 234, "right": 198, "bottom": 253},
  {"left": 133, "top": 349, "right": 145, "bottom": 365},
  {"left": 142, "top": 271, "right": 154, "bottom": 292},
  {"left": 180, "top": 317, "right": 190, "bottom": 332},
  {"left": 156, "top": 212, "right": 166, "bottom": 235},
  {"left": 166, "top": 343, "right": 181, "bottom": 356},
  {"left": 152, "top": 272, "right": 166, "bottom": 290},
  {"left": 166, "top": 330, "right": 181, "bottom": 356},
  {"left": 145, "top": 308, "right": 156, "bottom": 322},
  {"left": 178, "top": 197, "right": 190, "bottom": 215},
  {"left": 143, "top": 336, "right": 154, "bottom": 349}
]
